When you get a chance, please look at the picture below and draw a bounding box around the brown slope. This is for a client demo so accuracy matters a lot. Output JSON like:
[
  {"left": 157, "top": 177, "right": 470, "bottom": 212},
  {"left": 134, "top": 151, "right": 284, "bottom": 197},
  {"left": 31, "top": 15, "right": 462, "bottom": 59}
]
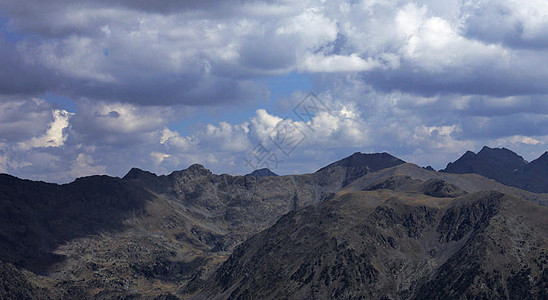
[
  {"left": 344, "top": 163, "right": 548, "bottom": 207},
  {"left": 196, "top": 190, "right": 548, "bottom": 299}
]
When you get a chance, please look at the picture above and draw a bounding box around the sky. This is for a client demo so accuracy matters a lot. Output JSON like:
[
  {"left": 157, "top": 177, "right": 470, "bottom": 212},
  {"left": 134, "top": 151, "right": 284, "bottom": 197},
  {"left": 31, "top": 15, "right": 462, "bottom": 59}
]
[{"left": 1, "top": 0, "right": 548, "bottom": 183}]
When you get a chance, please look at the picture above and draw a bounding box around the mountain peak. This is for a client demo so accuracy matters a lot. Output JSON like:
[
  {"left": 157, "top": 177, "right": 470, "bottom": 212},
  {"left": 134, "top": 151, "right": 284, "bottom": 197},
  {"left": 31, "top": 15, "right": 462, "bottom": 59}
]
[
  {"left": 186, "top": 163, "right": 212, "bottom": 175},
  {"left": 178, "top": 163, "right": 212, "bottom": 176},
  {"left": 526, "top": 151, "right": 548, "bottom": 167},
  {"left": 123, "top": 167, "right": 158, "bottom": 180},
  {"left": 477, "top": 146, "right": 525, "bottom": 159},
  {"left": 314, "top": 152, "right": 406, "bottom": 190},
  {"left": 187, "top": 163, "right": 207, "bottom": 170},
  {"left": 464, "top": 150, "right": 476, "bottom": 155},
  {"left": 247, "top": 168, "right": 278, "bottom": 177},
  {"left": 332, "top": 152, "right": 405, "bottom": 170},
  {"left": 519, "top": 151, "right": 548, "bottom": 192},
  {"left": 442, "top": 146, "right": 527, "bottom": 187},
  {"left": 477, "top": 146, "right": 495, "bottom": 155}
]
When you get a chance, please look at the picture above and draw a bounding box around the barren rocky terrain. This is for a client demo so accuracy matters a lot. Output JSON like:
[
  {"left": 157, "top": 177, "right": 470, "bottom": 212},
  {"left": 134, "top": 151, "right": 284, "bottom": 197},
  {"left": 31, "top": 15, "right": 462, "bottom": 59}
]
[{"left": 0, "top": 149, "right": 546, "bottom": 299}]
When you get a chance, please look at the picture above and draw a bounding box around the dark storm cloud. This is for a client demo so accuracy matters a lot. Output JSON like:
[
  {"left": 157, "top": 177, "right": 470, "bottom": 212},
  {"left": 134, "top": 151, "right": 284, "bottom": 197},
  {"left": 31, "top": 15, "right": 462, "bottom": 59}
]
[
  {"left": 0, "top": 0, "right": 279, "bottom": 38},
  {"left": 2, "top": 0, "right": 548, "bottom": 106},
  {"left": 0, "top": 98, "right": 55, "bottom": 142},
  {"left": 102, "top": 0, "right": 248, "bottom": 15},
  {"left": 459, "top": 113, "right": 548, "bottom": 139},
  {"left": 239, "top": 34, "right": 298, "bottom": 71},
  {"left": 0, "top": 37, "right": 57, "bottom": 95},
  {"left": 461, "top": 95, "right": 548, "bottom": 117},
  {"left": 62, "top": 74, "right": 268, "bottom": 106},
  {"left": 0, "top": 0, "right": 278, "bottom": 105},
  {"left": 362, "top": 50, "right": 548, "bottom": 97}
]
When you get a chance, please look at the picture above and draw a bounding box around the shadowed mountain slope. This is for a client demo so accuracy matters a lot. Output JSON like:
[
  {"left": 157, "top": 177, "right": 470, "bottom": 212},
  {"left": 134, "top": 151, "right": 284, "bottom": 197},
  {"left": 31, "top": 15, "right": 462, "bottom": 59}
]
[
  {"left": 0, "top": 174, "right": 151, "bottom": 273},
  {"left": 517, "top": 151, "right": 548, "bottom": 193},
  {"left": 442, "top": 146, "right": 548, "bottom": 193},
  {"left": 442, "top": 146, "right": 527, "bottom": 185}
]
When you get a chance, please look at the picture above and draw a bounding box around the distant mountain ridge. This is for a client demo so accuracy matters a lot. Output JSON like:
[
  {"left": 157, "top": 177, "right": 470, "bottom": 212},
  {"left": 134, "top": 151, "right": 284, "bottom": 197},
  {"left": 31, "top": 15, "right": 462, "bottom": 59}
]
[{"left": 442, "top": 146, "right": 548, "bottom": 193}]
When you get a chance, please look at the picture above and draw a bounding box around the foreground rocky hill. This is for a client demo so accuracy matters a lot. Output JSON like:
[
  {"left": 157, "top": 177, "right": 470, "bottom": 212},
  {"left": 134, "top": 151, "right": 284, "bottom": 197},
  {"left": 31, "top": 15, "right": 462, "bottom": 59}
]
[{"left": 196, "top": 189, "right": 548, "bottom": 299}]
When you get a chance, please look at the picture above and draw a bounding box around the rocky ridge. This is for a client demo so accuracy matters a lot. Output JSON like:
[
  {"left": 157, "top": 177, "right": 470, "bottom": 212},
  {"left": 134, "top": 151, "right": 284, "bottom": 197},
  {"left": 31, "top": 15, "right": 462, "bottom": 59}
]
[{"left": 442, "top": 146, "right": 548, "bottom": 193}]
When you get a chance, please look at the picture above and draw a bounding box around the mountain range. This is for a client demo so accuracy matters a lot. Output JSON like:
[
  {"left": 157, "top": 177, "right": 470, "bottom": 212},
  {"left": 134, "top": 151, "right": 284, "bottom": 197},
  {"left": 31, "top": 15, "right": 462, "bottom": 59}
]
[
  {"left": 0, "top": 147, "right": 547, "bottom": 299},
  {"left": 441, "top": 146, "right": 548, "bottom": 193}
]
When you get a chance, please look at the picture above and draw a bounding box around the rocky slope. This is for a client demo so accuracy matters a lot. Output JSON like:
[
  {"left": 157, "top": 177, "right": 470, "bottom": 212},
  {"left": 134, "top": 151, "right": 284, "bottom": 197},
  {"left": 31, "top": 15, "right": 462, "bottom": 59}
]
[
  {"left": 345, "top": 163, "right": 548, "bottom": 207},
  {"left": 197, "top": 189, "right": 548, "bottom": 299}
]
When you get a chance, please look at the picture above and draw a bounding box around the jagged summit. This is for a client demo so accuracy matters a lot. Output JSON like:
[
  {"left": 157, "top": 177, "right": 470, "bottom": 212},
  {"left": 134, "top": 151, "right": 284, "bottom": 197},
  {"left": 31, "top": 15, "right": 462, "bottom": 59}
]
[
  {"left": 246, "top": 168, "right": 278, "bottom": 177},
  {"left": 441, "top": 146, "right": 527, "bottom": 187},
  {"left": 187, "top": 163, "right": 208, "bottom": 171},
  {"left": 517, "top": 151, "right": 548, "bottom": 193},
  {"left": 183, "top": 164, "right": 212, "bottom": 174},
  {"left": 525, "top": 151, "right": 548, "bottom": 170},
  {"left": 477, "top": 146, "right": 528, "bottom": 162},
  {"left": 440, "top": 146, "right": 548, "bottom": 193},
  {"left": 445, "top": 146, "right": 528, "bottom": 170}
]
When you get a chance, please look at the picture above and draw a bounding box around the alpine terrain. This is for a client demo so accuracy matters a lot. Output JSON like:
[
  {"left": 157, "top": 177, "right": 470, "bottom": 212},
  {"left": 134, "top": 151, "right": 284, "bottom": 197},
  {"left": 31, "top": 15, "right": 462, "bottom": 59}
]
[{"left": 0, "top": 148, "right": 546, "bottom": 299}]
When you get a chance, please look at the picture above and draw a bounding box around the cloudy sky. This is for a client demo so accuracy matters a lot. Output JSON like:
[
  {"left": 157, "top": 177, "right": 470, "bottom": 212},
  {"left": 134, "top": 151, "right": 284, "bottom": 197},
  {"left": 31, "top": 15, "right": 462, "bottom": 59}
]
[{"left": 1, "top": 0, "right": 548, "bottom": 183}]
